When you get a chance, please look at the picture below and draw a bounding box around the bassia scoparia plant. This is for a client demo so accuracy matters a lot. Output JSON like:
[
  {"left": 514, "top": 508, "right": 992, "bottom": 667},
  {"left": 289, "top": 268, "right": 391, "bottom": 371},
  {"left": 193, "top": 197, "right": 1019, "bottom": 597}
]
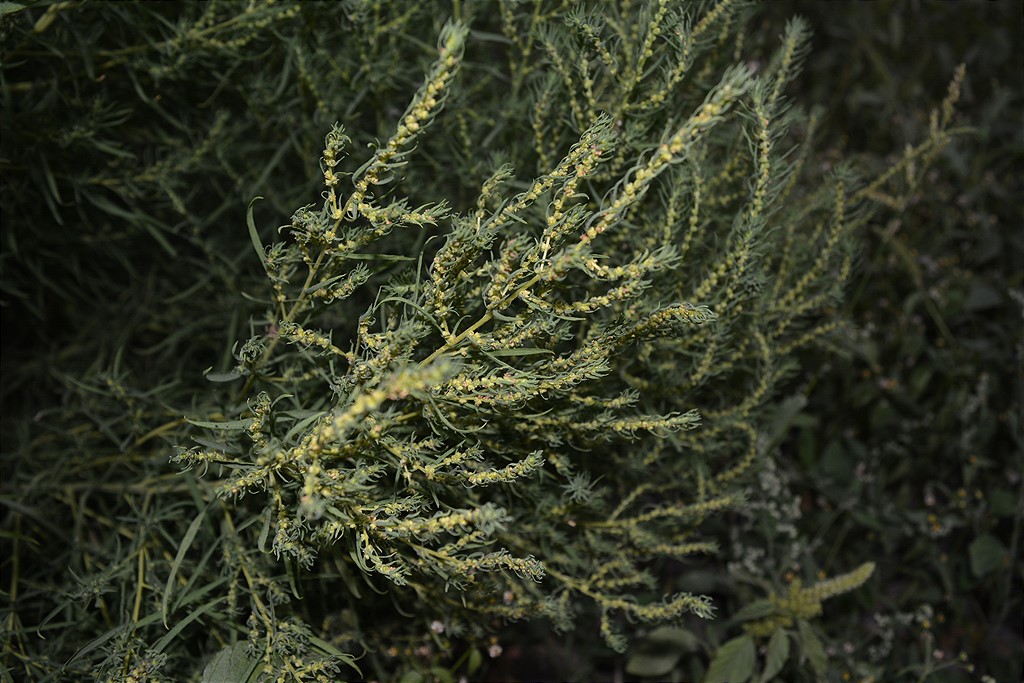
[
  {"left": 0, "top": 2, "right": 969, "bottom": 681},
  {"left": 175, "top": 5, "right": 963, "bottom": 678}
]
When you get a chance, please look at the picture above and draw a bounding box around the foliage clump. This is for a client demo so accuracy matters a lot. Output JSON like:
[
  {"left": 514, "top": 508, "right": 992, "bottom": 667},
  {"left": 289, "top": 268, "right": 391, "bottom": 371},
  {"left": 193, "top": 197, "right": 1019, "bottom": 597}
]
[{"left": 2, "top": 2, "right": 1014, "bottom": 682}]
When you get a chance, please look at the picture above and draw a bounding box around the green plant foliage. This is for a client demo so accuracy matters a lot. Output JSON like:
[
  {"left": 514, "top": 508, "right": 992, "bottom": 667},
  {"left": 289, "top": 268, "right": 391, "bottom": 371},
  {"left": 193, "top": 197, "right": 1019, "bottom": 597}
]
[
  {"left": 0, "top": 1, "right": 1016, "bottom": 682},
  {"left": 177, "top": 4, "right": 886, "bottom": 674},
  {"left": 624, "top": 626, "right": 699, "bottom": 678},
  {"left": 711, "top": 563, "right": 875, "bottom": 682},
  {"left": 704, "top": 633, "right": 755, "bottom": 683},
  {"left": 712, "top": 2, "right": 1023, "bottom": 682},
  {"left": 0, "top": 0, "right": 442, "bottom": 418}
]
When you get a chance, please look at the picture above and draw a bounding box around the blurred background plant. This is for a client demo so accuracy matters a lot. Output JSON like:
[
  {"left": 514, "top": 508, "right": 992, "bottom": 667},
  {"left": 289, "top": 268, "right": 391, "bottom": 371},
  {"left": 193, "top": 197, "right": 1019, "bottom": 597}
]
[
  {"left": 677, "top": 2, "right": 1023, "bottom": 682},
  {"left": 1, "top": 1, "right": 1020, "bottom": 682}
]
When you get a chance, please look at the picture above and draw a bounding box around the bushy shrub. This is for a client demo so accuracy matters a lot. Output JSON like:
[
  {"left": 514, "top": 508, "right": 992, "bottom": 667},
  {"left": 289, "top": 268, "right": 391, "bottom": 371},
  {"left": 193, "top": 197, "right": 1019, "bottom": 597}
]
[{"left": 2, "top": 2, "right": 1012, "bottom": 682}]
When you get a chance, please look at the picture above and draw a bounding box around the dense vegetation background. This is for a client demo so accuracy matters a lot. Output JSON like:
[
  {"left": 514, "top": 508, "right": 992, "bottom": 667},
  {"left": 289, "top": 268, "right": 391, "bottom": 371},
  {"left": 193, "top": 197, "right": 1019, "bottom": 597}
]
[{"left": 1, "top": 1, "right": 1020, "bottom": 681}]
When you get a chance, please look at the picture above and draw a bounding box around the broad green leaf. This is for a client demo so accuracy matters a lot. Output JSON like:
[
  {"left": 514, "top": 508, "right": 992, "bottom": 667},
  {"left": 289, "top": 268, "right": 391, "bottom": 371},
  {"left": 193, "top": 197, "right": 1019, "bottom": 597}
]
[
  {"left": 398, "top": 671, "right": 425, "bottom": 683},
  {"left": 820, "top": 439, "right": 853, "bottom": 481},
  {"left": 797, "top": 620, "right": 827, "bottom": 677},
  {"left": 201, "top": 642, "right": 260, "bottom": 683},
  {"left": 964, "top": 282, "right": 1001, "bottom": 311},
  {"left": 731, "top": 599, "right": 775, "bottom": 622},
  {"left": 429, "top": 666, "right": 455, "bottom": 683},
  {"left": 467, "top": 648, "right": 483, "bottom": 673},
  {"left": 0, "top": 2, "right": 25, "bottom": 14},
  {"left": 969, "top": 534, "right": 1008, "bottom": 577},
  {"left": 850, "top": 510, "right": 886, "bottom": 532},
  {"left": 761, "top": 630, "right": 790, "bottom": 682},
  {"left": 704, "top": 635, "right": 756, "bottom": 683},
  {"left": 765, "top": 395, "right": 808, "bottom": 448},
  {"left": 988, "top": 489, "right": 1018, "bottom": 518},
  {"left": 625, "top": 626, "right": 700, "bottom": 677}
]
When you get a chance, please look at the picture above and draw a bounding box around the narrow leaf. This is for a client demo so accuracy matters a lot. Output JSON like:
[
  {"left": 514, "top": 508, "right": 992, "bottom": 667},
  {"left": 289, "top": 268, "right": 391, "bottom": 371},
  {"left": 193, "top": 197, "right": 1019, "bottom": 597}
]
[
  {"left": 154, "top": 597, "right": 221, "bottom": 653},
  {"left": 308, "top": 635, "right": 363, "bottom": 677},
  {"left": 185, "top": 417, "right": 253, "bottom": 430},
  {"left": 247, "top": 196, "right": 269, "bottom": 273},
  {"left": 257, "top": 506, "right": 273, "bottom": 553},
  {"left": 162, "top": 502, "right": 212, "bottom": 627},
  {"left": 486, "top": 347, "right": 555, "bottom": 357},
  {"left": 204, "top": 369, "right": 244, "bottom": 383}
]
